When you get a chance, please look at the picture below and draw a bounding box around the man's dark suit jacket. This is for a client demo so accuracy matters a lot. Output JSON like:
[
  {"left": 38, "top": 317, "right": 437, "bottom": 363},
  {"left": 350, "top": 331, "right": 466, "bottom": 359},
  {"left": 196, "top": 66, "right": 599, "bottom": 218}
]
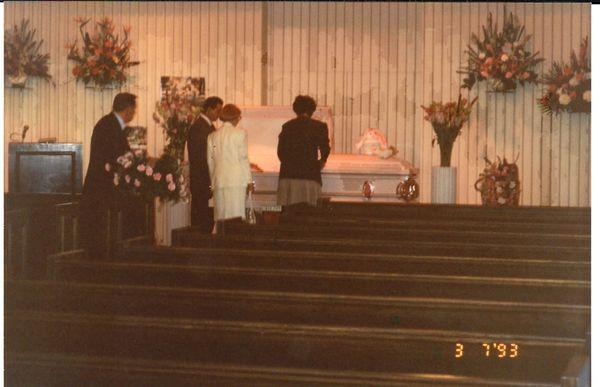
[
  {"left": 187, "top": 116, "right": 215, "bottom": 231},
  {"left": 83, "top": 113, "right": 130, "bottom": 197},
  {"left": 80, "top": 112, "right": 130, "bottom": 257},
  {"left": 277, "top": 116, "right": 331, "bottom": 185},
  {"left": 187, "top": 116, "right": 215, "bottom": 196}
]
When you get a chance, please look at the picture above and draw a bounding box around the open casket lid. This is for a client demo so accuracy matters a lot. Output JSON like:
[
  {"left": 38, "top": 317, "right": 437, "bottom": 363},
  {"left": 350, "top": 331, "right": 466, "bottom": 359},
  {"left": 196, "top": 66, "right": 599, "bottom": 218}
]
[{"left": 241, "top": 106, "right": 332, "bottom": 173}]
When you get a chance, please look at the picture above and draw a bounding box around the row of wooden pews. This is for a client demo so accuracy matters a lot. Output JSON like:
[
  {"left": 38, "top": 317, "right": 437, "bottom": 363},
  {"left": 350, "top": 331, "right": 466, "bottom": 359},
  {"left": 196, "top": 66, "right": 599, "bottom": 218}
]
[{"left": 6, "top": 203, "right": 590, "bottom": 386}]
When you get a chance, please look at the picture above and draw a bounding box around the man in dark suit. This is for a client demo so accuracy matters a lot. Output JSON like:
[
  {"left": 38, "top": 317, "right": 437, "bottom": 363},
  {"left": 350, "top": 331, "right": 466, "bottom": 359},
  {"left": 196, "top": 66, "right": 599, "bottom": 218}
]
[
  {"left": 80, "top": 92, "right": 137, "bottom": 258},
  {"left": 187, "top": 96, "right": 223, "bottom": 233}
]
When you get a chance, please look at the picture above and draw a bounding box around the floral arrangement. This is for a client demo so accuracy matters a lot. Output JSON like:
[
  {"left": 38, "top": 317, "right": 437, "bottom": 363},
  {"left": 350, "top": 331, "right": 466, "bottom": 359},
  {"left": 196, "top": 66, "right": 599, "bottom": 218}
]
[
  {"left": 67, "top": 17, "right": 140, "bottom": 88},
  {"left": 459, "top": 11, "right": 543, "bottom": 92},
  {"left": 106, "top": 149, "right": 189, "bottom": 204},
  {"left": 538, "top": 37, "right": 590, "bottom": 115},
  {"left": 153, "top": 77, "right": 205, "bottom": 161},
  {"left": 4, "top": 19, "right": 53, "bottom": 87},
  {"left": 421, "top": 94, "right": 478, "bottom": 167},
  {"left": 474, "top": 156, "right": 521, "bottom": 207}
]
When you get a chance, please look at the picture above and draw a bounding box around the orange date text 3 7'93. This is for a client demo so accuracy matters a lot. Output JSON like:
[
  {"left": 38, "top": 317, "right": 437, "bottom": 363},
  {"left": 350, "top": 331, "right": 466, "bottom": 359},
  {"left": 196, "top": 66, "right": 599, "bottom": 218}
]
[{"left": 455, "top": 343, "right": 519, "bottom": 358}]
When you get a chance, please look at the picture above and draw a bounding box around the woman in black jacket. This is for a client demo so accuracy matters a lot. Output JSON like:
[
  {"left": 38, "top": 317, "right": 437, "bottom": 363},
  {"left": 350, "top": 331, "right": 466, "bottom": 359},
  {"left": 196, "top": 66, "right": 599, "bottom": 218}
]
[{"left": 277, "top": 95, "right": 331, "bottom": 207}]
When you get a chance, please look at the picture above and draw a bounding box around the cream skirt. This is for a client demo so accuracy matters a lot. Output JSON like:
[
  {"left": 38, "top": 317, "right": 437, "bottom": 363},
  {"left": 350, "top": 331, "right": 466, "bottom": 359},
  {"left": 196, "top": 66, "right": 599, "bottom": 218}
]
[
  {"left": 213, "top": 186, "right": 247, "bottom": 221},
  {"left": 277, "top": 178, "right": 322, "bottom": 207}
]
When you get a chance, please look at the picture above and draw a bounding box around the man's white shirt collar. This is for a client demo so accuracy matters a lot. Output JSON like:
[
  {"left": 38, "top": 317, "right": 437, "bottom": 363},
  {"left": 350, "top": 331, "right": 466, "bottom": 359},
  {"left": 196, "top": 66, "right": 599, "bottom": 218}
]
[
  {"left": 114, "top": 112, "right": 127, "bottom": 130},
  {"left": 199, "top": 113, "right": 213, "bottom": 127}
]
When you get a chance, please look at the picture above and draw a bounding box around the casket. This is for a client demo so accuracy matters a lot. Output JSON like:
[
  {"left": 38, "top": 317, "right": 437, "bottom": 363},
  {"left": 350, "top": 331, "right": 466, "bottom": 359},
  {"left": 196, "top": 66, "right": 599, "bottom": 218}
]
[{"left": 241, "top": 106, "right": 419, "bottom": 207}]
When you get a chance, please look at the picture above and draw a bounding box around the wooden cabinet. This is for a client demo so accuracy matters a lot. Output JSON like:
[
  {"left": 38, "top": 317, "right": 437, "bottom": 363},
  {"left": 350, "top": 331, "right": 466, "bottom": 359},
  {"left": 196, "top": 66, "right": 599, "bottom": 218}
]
[{"left": 8, "top": 143, "right": 82, "bottom": 194}]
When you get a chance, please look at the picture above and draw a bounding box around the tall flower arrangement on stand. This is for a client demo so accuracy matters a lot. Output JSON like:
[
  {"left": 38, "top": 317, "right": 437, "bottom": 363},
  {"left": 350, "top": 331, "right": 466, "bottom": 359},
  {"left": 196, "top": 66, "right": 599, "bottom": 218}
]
[
  {"left": 459, "top": 11, "right": 543, "bottom": 92},
  {"left": 538, "top": 36, "right": 591, "bottom": 115},
  {"left": 422, "top": 94, "right": 478, "bottom": 167},
  {"left": 67, "top": 17, "right": 140, "bottom": 88},
  {"left": 152, "top": 77, "right": 204, "bottom": 161},
  {"left": 4, "top": 19, "right": 54, "bottom": 87}
]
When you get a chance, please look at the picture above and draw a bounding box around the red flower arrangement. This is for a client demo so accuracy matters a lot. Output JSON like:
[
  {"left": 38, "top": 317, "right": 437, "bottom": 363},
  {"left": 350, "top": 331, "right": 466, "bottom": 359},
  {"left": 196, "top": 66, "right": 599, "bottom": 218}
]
[
  {"left": 67, "top": 17, "right": 139, "bottom": 88},
  {"left": 538, "top": 36, "right": 590, "bottom": 115},
  {"left": 421, "top": 94, "right": 478, "bottom": 167},
  {"left": 459, "top": 11, "right": 543, "bottom": 92}
]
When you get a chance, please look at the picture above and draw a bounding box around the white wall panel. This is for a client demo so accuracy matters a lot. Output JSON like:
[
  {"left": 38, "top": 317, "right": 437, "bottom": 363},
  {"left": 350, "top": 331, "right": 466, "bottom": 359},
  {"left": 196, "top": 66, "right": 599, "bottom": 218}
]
[
  {"left": 265, "top": 2, "right": 591, "bottom": 206},
  {"left": 4, "top": 2, "right": 591, "bottom": 206}
]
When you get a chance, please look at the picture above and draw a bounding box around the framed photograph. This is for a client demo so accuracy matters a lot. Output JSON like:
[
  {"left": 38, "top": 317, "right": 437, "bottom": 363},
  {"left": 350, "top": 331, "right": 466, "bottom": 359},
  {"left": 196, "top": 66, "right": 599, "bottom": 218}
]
[{"left": 160, "top": 76, "right": 205, "bottom": 107}]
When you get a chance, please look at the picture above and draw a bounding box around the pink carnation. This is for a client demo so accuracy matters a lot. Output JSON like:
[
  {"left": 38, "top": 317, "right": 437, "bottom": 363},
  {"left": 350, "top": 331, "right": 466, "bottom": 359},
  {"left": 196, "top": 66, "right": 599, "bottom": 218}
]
[
  {"left": 137, "top": 164, "right": 146, "bottom": 172},
  {"left": 125, "top": 175, "right": 131, "bottom": 183},
  {"left": 105, "top": 163, "right": 111, "bottom": 172},
  {"left": 153, "top": 173, "right": 162, "bottom": 181},
  {"left": 168, "top": 182, "right": 176, "bottom": 191},
  {"left": 145, "top": 166, "right": 153, "bottom": 176},
  {"left": 165, "top": 173, "right": 173, "bottom": 183},
  {"left": 134, "top": 179, "right": 141, "bottom": 187},
  {"left": 505, "top": 72, "right": 513, "bottom": 79}
]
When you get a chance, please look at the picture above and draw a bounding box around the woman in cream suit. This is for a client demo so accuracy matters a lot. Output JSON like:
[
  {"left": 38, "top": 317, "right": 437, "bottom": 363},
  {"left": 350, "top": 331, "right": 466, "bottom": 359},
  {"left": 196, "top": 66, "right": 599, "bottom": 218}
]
[{"left": 207, "top": 104, "right": 253, "bottom": 230}]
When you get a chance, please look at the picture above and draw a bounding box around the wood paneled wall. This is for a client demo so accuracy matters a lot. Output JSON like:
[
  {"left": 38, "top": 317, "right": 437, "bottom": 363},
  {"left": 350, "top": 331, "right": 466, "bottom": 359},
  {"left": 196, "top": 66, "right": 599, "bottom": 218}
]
[{"left": 4, "top": 2, "right": 591, "bottom": 206}]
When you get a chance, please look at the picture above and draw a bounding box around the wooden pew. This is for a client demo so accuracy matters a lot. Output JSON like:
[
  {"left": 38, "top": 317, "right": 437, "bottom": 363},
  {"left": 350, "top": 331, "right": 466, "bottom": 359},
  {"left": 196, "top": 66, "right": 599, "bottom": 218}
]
[
  {"left": 316, "top": 202, "right": 590, "bottom": 224},
  {"left": 7, "top": 280, "right": 589, "bottom": 339},
  {"left": 216, "top": 222, "right": 590, "bottom": 248},
  {"left": 3, "top": 194, "right": 155, "bottom": 279},
  {"left": 4, "top": 208, "right": 30, "bottom": 279},
  {"left": 5, "top": 309, "right": 587, "bottom": 386},
  {"left": 47, "top": 252, "right": 590, "bottom": 305},
  {"left": 118, "top": 245, "right": 590, "bottom": 281},
  {"left": 5, "top": 351, "right": 570, "bottom": 386},
  {"left": 171, "top": 231, "right": 590, "bottom": 261},
  {"left": 279, "top": 215, "right": 591, "bottom": 235}
]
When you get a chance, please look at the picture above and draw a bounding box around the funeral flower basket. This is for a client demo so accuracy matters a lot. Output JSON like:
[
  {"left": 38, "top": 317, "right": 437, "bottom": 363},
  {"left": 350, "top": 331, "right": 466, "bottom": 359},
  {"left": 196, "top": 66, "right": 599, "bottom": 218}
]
[
  {"left": 474, "top": 156, "right": 521, "bottom": 207},
  {"left": 106, "top": 149, "right": 189, "bottom": 204},
  {"left": 5, "top": 19, "right": 54, "bottom": 87},
  {"left": 538, "top": 36, "right": 590, "bottom": 115},
  {"left": 421, "top": 94, "right": 478, "bottom": 167},
  {"left": 459, "top": 11, "right": 543, "bottom": 93},
  {"left": 67, "top": 17, "right": 140, "bottom": 88}
]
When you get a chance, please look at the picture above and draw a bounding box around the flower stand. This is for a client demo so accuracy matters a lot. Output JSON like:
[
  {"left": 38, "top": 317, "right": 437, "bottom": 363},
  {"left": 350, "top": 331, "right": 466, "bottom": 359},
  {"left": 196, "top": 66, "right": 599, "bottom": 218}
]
[
  {"left": 431, "top": 166, "right": 457, "bottom": 204},
  {"left": 154, "top": 198, "right": 191, "bottom": 246}
]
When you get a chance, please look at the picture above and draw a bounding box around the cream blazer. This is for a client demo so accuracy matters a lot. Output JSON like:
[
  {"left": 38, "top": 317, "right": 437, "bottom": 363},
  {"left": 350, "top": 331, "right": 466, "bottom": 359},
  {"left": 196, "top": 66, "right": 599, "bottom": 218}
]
[{"left": 207, "top": 122, "right": 252, "bottom": 189}]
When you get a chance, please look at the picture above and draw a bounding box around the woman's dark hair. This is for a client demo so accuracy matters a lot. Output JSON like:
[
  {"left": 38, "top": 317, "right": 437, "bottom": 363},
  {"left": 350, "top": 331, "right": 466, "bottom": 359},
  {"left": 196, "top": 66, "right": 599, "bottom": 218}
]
[
  {"left": 203, "top": 96, "right": 224, "bottom": 111},
  {"left": 292, "top": 95, "right": 317, "bottom": 116},
  {"left": 113, "top": 93, "right": 137, "bottom": 112}
]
